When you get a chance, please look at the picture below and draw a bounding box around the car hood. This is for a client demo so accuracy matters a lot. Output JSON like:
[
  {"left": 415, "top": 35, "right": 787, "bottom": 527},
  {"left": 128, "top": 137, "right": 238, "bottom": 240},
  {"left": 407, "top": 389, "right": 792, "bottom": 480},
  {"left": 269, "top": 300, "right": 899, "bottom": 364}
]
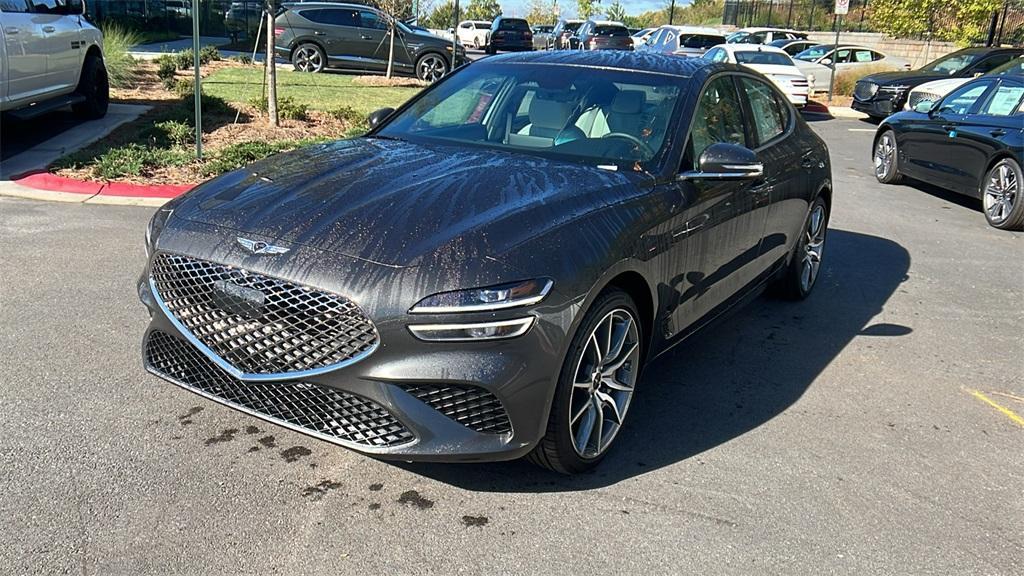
[
  {"left": 910, "top": 77, "right": 969, "bottom": 94},
  {"left": 742, "top": 63, "right": 805, "bottom": 78},
  {"left": 174, "top": 138, "right": 641, "bottom": 268},
  {"left": 858, "top": 70, "right": 954, "bottom": 87}
]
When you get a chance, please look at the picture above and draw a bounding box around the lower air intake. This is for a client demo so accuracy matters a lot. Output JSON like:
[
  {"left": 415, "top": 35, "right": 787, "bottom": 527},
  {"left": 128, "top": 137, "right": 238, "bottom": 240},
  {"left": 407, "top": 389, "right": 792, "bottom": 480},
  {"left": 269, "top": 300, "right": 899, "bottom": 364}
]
[{"left": 399, "top": 383, "right": 512, "bottom": 435}]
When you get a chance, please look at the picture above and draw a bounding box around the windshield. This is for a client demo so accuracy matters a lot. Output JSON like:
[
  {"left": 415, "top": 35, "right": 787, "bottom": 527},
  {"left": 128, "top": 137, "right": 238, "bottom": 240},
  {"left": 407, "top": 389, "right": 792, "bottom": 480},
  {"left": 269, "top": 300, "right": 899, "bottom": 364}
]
[
  {"left": 919, "top": 52, "right": 982, "bottom": 75},
  {"left": 795, "top": 45, "right": 833, "bottom": 61},
  {"left": 377, "top": 64, "right": 684, "bottom": 171},
  {"left": 498, "top": 19, "right": 529, "bottom": 30},
  {"left": 735, "top": 51, "right": 793, "bottom": 66},
  {"left": 563, "top": 22, "right": 583, "bottom": 33},
  {"left": 594, "top": 25, "right": 629, "bottom": 36},
  {"left": 989, "top": 57, "right": 1024, "bottom": 76}
]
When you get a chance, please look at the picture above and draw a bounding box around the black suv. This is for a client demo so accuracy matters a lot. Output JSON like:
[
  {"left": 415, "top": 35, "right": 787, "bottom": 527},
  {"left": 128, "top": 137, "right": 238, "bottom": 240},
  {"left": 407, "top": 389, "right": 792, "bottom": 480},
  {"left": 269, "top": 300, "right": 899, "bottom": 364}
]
[
  {"left": 274, "top": 2, "right": 466, "bottom": 82},
  {"left": 852, "top": 47, "right": 1024, "bottom": 118},
  {"left": 485, "top": 17, "right": 533, "bottom": 54}
]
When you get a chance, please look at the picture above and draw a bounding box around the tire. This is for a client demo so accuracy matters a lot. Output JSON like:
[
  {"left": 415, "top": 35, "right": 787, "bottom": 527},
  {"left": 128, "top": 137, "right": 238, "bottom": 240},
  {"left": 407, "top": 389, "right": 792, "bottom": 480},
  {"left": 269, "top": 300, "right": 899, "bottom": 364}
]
[
  {"left": 771, "top": 195, "right": 829, "bottom": 301},
  {"left": 415, "top": 53, "right": 449, "bottom": 83},
  {"left": 292, "top": 43, "right": 325, "bottom": 73},
  {"left": 873, "top": 129, "right": 903, "bottom": 184},
  {"left": 981, "top": 158, "right": 1024, "bottom": 231},
  {"left": 485, "top": 44, "right": 496, "bottom": 55},
  {"left": 527, "top": 288, "right": 643, "bottom": 474},
  {"left": 71, "top": 53, "right": 109, "bottom": 120},
  {"left": 473, "top": 37, "right": 480, "bottom": 49}
]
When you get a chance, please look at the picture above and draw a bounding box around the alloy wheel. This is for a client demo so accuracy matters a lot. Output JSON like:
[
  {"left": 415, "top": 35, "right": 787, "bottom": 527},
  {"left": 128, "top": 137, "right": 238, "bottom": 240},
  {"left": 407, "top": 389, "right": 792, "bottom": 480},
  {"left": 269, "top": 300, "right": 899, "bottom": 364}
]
[
  {"left": 293, "top": 46, "right": 323, "bottom": 73},
  {"left": 568, "top": 308, "right": 640, "bottom": 459},
  {"left": 418, "top": 54, "right": 447, "bottom": 82},
  {"left": 800, "top": 203, "right": 827, "bottom": 293},
  {"left": 983, "top": 161, "right": 1018, "bottom": 225},
  {"left": 874, "top": 132, "right": 895, "bottom": 179}
]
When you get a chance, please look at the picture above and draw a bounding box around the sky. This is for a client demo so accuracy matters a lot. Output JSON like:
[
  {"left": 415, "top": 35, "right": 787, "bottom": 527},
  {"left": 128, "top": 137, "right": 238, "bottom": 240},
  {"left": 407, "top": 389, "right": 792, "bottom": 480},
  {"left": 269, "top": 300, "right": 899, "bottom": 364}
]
[{"left": 497, "top": 1, "right": 681, "bottom": 18}]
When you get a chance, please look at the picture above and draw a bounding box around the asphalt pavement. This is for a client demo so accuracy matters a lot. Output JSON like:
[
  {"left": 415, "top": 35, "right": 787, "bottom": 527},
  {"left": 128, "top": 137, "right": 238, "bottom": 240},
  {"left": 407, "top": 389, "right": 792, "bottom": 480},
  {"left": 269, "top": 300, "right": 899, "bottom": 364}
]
[{"left": 0, "top": 118, "right": 1021, "bottom": 575}]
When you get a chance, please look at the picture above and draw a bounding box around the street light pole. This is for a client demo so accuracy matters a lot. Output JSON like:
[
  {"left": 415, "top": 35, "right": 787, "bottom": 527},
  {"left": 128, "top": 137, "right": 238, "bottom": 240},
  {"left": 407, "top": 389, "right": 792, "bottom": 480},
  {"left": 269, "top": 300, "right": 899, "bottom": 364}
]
[{"left": 191, "top": 0, "right": 202, "bottom": 158}]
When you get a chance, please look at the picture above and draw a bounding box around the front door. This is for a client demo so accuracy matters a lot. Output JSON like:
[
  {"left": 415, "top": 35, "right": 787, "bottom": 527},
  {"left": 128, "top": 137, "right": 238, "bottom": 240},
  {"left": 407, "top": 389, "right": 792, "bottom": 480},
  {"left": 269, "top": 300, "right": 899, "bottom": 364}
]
[
  {"left": 902, "top": 80, "right": 995, "bottom": 190},
  {"left": 35, "top": 0, "right": 81, "bottom": 92},
  {"left": 947, "top": 78, "right": 1024, "bottom": 197},
  {"left": 0, "top": 2, "right": 48, "bottom": 103}
]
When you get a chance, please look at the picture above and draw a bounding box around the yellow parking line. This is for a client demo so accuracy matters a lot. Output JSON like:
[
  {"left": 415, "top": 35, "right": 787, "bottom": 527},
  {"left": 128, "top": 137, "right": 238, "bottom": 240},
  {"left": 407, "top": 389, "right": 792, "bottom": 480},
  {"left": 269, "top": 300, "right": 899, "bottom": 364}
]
[{"left": 965, "top": 388, "right": 1024, "bottom": 428}]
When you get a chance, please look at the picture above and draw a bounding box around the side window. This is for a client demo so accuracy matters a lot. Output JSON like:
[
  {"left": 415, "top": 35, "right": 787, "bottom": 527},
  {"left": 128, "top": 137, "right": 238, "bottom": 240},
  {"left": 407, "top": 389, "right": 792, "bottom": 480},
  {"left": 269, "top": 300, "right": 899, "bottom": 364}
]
[
  {"left": 0, "top": 1, "right": 32, "bottom": 12},
  {"left": 835, "top": 49, "right": 852, "bottom": 64},
  {"left": 663, "top": 31, "right": 676, "bottom": 51},
  {"left": 740, "top": 77, "right": 786, "bottom": 146},
  {"left": 358, "top": 10, "right": 387, "bottom": 30},
  {"left": 686, "top": 76, "right": 746, "bottom": 170},
  {"left": 979, "top": 82, "right": 1024, "bottom": 116},
  {"left": 853, "top": 50, "right": 873, "bottom": 63},
  {"left": 306, "top": 8, "right": 358, "bottom": 27},
  {"left": 752, "top": 31, "right": 767, "bottom": 43},
  {"left": 974, "top": 54, "right": 1015, "bottom": 74},
  {"left": 30, "top": 0, "right": 71, "bottom": 13},
  {"left": 938, "top": 81, "right": 992, "bottom": 115},
  {"left": 871, "top": 50, "right": 885, "bottom": 61}
]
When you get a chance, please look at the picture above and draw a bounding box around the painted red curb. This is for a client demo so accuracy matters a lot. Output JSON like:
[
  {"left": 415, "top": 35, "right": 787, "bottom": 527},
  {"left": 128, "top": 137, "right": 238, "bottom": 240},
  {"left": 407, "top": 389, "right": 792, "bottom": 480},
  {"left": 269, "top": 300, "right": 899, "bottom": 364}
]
[{"left": 13, "top": 172, "right": 193, "bottom": 199}]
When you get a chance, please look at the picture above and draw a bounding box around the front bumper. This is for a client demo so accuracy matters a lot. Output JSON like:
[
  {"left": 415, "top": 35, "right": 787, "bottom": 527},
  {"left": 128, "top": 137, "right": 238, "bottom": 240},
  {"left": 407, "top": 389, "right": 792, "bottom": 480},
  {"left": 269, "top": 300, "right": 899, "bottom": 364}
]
[
  {"left": 852, "top": 95, "right": 901, "bottom": 118},
  {"left": 138, "top": 223, "right": 571, "bottom": 462}
]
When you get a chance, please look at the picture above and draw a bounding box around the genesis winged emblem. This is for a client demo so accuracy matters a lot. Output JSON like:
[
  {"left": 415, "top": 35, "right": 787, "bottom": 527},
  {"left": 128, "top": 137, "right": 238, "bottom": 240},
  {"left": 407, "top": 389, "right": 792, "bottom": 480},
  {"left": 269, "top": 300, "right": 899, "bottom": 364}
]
[{"left": 237, "top": 237, "right": 290, "bottom": 255}]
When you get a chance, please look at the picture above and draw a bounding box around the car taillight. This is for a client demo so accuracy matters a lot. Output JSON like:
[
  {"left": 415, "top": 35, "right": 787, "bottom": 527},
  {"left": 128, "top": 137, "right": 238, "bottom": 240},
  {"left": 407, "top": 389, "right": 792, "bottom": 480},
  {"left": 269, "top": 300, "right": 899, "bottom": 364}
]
[
  {"left": 494, "top": 31, "right": 505, "bottom": 38},
  {"left": 274, "top": 27, "right": 285, "bottom": 36},
  {"left": 525, "top": 32, "right": 533, "bottom": 39}
]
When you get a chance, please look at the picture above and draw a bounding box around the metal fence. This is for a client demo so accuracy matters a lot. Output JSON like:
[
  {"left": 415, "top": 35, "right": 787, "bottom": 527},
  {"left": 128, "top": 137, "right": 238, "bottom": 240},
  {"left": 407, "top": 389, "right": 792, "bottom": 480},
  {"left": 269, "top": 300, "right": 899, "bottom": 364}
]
[
  {"left": 86, "top": 0, "right": 268, "bottom": 41},
  {"left": 722, "top": 0, "right": 1024, "bottom": 45}
]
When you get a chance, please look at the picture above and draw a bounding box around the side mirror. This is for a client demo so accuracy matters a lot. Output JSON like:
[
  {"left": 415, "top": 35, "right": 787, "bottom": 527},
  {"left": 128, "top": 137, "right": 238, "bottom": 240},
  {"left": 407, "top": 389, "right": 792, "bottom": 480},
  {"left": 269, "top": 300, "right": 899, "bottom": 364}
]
[
  {"left": 367, "top": 107, "right": 395, "bottom": 129},
  {"left": 679, "top": 143, "right": 764, "bottom": 181},
  {"left": 820, "top": 57, "right": 833, "bottom": 66},
  {"left": 448, "top": 28, "right": 455, "bottom": 34},
  {"left": 67, "top": 0, "right": 85, "bottom": 14},
  {"left": 913, "top": 99, "right": 935, "bottom": 114}
]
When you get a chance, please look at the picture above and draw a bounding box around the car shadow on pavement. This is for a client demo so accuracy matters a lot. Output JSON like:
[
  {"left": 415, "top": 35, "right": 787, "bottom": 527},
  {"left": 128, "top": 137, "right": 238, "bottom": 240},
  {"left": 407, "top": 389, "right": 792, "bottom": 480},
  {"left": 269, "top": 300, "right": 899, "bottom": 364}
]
[{"left": 395, "top": 228, "right": 912, "bottom": 492}]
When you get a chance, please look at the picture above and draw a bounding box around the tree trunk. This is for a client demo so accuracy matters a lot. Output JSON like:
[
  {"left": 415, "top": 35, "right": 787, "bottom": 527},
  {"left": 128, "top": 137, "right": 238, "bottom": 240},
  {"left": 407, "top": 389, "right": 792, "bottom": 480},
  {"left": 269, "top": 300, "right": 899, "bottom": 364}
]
[
  {"left": 266, "top": 8, "right": 279, "bottom": 127},
  {"left": 386, "top": 22, "right": 396, "bottom": 79}
]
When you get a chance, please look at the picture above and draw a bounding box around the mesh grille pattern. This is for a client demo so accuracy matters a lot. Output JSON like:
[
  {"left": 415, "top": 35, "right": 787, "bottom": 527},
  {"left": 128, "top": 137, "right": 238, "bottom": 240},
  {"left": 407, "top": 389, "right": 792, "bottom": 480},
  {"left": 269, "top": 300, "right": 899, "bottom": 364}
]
[
  {"left": 908, "top": 91, "right": 940, "bottom": 110},
  {"left": 853, "top": 81, "right": 876, "bottom": 101},
  {"left": 151, "top": 252, "right": 379, "bottom": 376},
  {"left": 146, "top": 331, "right": 415, "bottom": 447},
  {"left": 399, "top": 383, "right": 512, "bottom": 434}
]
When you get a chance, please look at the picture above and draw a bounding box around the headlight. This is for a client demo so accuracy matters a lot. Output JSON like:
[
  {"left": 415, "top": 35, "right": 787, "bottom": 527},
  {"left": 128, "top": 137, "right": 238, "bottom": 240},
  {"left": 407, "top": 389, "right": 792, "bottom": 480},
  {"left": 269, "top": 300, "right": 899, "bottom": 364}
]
[
  {"left": 145, "top": 207, "right": 174, "bottom": 256},
  {"left": 408, "top": 317, "right": 535, "bottom": 342},
  {"left": 410, "top": 278, "right": 553, "bottom": 314}
]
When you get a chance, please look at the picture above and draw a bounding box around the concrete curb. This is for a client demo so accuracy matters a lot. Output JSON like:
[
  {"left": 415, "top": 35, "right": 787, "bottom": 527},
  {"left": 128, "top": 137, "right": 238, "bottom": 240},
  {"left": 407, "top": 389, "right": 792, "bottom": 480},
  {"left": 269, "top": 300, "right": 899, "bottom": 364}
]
[
  {"left": 0, "top": 175, "right": 190, "bottom": 207},
  {"left": 824, "top": 106, "right": 870, "bottom": 120}
]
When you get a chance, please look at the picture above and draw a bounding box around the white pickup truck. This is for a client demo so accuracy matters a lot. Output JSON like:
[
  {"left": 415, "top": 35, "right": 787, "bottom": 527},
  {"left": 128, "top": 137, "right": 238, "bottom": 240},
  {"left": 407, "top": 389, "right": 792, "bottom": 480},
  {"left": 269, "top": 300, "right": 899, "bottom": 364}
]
[{"left": 0, "top": 0, "right": 108, "bottom": 119}]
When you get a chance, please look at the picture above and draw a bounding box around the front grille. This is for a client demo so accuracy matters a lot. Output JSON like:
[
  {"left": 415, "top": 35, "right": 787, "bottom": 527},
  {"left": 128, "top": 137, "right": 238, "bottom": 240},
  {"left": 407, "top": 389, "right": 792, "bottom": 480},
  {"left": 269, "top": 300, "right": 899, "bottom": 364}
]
[
  {"left": 399, "top": 383, "right": 512, "bottom": 434},
  {"left": 145, "top": 331, "right": 415, "bottom": 448},
  {"left": 150, "top": 252, "right": 379, "bottom": 377},
  {"left": 853, "top": 80, "right": 877, "bottom": 101},
  {"left": 908, "top": 91, "right": 939, "bottom": 110}
]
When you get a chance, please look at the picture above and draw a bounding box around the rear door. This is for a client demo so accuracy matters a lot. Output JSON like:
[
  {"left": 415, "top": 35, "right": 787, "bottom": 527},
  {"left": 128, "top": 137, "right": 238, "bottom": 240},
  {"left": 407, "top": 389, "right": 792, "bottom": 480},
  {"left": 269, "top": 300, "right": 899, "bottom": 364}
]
[
  {"left": 357, "top": 9, "right": 395, "bottom": 71},
  {"left": 1, "top": 0, "right": 48, "bottom": 102},
  {"left": 298, "top": 7, "right": 363, "bottom": 69}
]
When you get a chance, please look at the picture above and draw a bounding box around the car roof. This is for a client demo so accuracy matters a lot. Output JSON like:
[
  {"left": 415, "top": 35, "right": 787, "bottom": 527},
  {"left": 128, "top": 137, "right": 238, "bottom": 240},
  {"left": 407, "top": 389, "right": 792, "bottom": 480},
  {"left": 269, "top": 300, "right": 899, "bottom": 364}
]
[
  {"left": 282, "top": 1, "right": 372, "bottom": 9},
  {"left": 657, "top": 25, "right": 723, "bottom": 35},
  {"left": 723, "top": 44, "right": 790, "bottom": 55},
  {"left": 461, "top": 20, "right": 491, "bottom": 24},
  {"left": 952, "top": 46, "right": 1024, "bottom": 55},
  {"left": 483, "top": 50, "right": 727, "bottom": 78},
  {"left": 735, "top": 27, "right": 802, "bottom": 33},
  {"left": 588, "top": 20, "right": 626, "bottom": 26}
]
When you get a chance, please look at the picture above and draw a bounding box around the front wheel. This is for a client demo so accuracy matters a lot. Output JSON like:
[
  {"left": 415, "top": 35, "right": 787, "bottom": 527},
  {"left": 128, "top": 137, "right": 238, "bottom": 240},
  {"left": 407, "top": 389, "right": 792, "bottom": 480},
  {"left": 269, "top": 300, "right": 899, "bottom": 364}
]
[
  {"left": 415, "top": 53, "right": 449, "bottom": 82},
  {"left": 982, "top": 158, "right": 1024, "bottom": 231},
  {"left": 527, "top": 289, "right": 643, "bottom": 474},
  {"left": 71, "top": 53, "right": 109, "bottom": 120},
  {"left": 874, "top": 129, "right": 903, "bottom": 184},
  {"left": 771, "top": 195, "right": 829, "bottom": 300}
]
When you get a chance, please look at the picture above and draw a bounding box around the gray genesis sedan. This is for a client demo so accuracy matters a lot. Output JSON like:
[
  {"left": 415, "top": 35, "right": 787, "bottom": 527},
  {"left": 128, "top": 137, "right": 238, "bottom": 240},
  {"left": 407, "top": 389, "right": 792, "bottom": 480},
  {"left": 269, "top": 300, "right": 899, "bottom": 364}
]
[{"left": 140, "top": 51, "right": 832, "bottom": 473}]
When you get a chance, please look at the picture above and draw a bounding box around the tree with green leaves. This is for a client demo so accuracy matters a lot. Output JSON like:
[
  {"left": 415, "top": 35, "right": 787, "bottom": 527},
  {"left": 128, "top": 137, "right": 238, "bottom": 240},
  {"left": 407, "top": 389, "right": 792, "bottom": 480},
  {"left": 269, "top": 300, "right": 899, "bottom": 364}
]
[
  {"left": 577, "top": 0, "right": 601, "bottom": 19},
  {"left": 465, "top": 0, "right": 502, "bottom": 20},
  {"left": 423, "top": 0, "right": 457, "bottom": 29},
  {"left": 869, "top": 0, "right": 1003, "bottom": 46},
  {"left": 606, "top": 0, "right": 626, "bottom": 22},
  {"left": 526, "top": 0, "right": 560, "bottom": 25}
]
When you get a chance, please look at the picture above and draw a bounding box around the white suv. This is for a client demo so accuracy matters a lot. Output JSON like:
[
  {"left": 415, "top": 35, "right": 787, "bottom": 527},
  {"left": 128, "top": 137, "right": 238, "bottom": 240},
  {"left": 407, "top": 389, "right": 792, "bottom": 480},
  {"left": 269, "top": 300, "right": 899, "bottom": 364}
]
[{"left": 0, "top": 0, "right": 108, "bottom": 119}]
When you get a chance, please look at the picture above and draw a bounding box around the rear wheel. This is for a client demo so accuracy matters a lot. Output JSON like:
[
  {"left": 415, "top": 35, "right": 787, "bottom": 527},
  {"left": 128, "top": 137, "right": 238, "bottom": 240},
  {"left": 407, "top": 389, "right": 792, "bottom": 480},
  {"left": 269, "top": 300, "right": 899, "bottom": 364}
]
[
  {"left": 771, "top": 195, "right": 829, "bottom": 301},
  {"left": 71, "top": 53, "right": 109, "bottom": 120},
  {"left": 874, "top": 129, "right": 903, "bottom": 184},
  {"left": 292, "top": 43, "right": 325, "bottom": 73},
  {"left": 982, "top": 158, "right": 1024, "bottom": 231},
  {"left": 527, "top": 289, "right": 642, "bottom": 474}
]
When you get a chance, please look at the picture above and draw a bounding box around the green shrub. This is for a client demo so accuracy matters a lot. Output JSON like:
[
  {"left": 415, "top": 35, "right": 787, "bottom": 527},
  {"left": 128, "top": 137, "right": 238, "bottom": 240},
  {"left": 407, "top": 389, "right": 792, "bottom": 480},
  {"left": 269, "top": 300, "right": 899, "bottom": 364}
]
[
  {"left": 832, "top": 64, "right": 898, "bottom": 97},
  {"left": 100, "top": 23, "right": 141, "bottom": 88},
  {"left": 229, "top": 54, "right": 253, "bottom": 65},
  {"left": 200, "top": 92, "right": 234, "bottom": 116},
  {"left": 171, "top": 77, "right": 195, "bottom": 97},
  {"left": 329, "top": 105, "right": 369, "bottom": 135},
  {"left": 156, "top": 55, "right": 177, "bottom": 86},
  {"left": 247, "top": 95, "right": 308, "bottom": 120},
  {"left": 173, "top": 48, "right": 194, "bottom": 70},
  {"left": 199, "top": 45, "right": 222, "bottom": 63},
  {"left": 154, "top": 120, "right": 194, "bottom": 148},
  {"left": 93, "top": 143, "right": 191, "bottom": 179},
  {"left": 202, "top": 141, "right": 292, "bottom": 176}
]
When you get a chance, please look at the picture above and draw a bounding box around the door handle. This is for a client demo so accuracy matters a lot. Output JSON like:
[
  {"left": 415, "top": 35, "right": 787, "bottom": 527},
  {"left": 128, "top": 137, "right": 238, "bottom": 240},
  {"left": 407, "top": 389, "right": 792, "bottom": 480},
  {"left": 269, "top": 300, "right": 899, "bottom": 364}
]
[
  {"left": 941, "top": 124, "right": 957, "bottom": 131},
  {"left": 42, "top": 25, "right": 56, "bottom": 33},
  {"left": 313, "top": 30, "right": 326, "bottom": 36},
  {"left": 360, "top": 34, "right": 373, "bottom": 40},
  {"left": 990, "top": 128, "right": 1007, "bottom": 137},
  {"left": 3, "top": 26, "right": 18, "bottom": 34}
]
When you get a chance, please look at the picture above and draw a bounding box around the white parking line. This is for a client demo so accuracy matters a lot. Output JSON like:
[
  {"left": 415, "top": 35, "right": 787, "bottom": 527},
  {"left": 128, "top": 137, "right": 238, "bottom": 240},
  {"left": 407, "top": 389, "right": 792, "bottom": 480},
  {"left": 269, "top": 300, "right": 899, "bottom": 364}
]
[{"left": 848, "top": 128, "right": 876, "bottom": 132}]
